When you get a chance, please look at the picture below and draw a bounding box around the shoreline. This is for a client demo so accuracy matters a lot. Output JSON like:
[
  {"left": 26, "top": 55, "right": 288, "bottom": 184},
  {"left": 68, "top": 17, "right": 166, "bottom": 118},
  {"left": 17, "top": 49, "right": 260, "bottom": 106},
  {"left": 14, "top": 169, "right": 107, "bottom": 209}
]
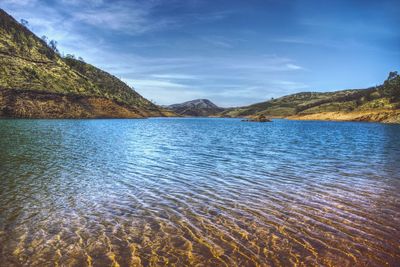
[
  {"left": 0, "top": 89, "right": 175, "bottom": 119},
  {"left": 286, "top": 110, "right": 400, "bottom": 124}
]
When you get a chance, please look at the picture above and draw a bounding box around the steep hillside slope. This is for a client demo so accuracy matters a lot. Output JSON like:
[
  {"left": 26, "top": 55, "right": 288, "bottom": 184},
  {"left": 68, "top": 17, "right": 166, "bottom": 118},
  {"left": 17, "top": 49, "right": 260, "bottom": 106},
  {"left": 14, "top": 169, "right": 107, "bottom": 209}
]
[
  {"left": 0, "top": 9, "right": 173, "bottom": 118},
  {"left": 167, "top": 99, "right": 224, "bottom": 116},
  {"left": 220, "top": 73, "right": 400, "bottom": 123}
]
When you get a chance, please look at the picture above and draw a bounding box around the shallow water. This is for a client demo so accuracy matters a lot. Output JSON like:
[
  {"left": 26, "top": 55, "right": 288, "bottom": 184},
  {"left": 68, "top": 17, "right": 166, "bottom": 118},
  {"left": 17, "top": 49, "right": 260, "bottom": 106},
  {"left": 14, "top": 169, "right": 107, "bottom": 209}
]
[{"left": 0, "top": 118, "right": 399, "bottom": 266}]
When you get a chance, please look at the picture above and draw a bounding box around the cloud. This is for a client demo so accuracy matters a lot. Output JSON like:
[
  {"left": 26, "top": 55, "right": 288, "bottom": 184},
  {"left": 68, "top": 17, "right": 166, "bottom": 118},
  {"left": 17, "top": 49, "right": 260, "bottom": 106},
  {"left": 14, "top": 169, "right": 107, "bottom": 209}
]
[
  {"left": 272, "top": 80, "right": 308, "bottom": 90},
  {"left": 125, "top": 79, "right": 187, "bottom": 89},
  {"left": 286, "top": 63, "right": 303, "bottom": 70},
  {"left": 93, "top": 50, "right": 308, "bottom": 106},
  {"left": 72, "top": 3, "right": 174, "bottom": 33},
  {"left": 61, "top": 0, "right": 104, "bottom": 6},
  {"left": 273, "top": 37, "right": 318, "bottom": 46},
  {"left": 122, "top": 79, "right": 204, "bottom": 105},
  {"left": 151, "top": 74, "right": 199, "bottom": 80},
  {"left": 1, "top": 1, "right": 312, "bottom": 107},
  {"left": 188, "top": 9, "right": 235, "bottom": 23},
  {"left": 1, "top": 0, "right": 37, "bottom": 6},
  {"left": 201, "top": 36, "right": 233, "bottom": 48},
  {"left": 225, "top": 55, "right": 304, "bottom": 72}
]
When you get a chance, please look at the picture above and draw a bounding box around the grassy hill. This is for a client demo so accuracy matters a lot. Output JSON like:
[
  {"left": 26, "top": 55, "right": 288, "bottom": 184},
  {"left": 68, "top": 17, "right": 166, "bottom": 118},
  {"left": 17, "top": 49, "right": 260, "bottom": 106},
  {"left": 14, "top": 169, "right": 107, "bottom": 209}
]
[
  {"left": 220, "top": 73, "right": 400, "bottom": 123},
  {"left": 0, "top": 9, "right": 174, "bottom": 118}
]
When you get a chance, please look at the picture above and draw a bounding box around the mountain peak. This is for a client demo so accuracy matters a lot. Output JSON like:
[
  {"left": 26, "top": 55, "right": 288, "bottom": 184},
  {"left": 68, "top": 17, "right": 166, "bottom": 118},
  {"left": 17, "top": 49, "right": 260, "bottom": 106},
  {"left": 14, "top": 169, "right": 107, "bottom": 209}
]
[{"left": 167, "top": 99, "right": 223, "bottom": 116}]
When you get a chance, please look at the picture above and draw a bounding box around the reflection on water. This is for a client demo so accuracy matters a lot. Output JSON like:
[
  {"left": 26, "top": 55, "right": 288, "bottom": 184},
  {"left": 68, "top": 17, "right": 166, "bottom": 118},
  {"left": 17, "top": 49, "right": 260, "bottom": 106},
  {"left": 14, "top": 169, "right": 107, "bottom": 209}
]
[{"left": 0, "top": 118, "right": 399, "bottom": 266}]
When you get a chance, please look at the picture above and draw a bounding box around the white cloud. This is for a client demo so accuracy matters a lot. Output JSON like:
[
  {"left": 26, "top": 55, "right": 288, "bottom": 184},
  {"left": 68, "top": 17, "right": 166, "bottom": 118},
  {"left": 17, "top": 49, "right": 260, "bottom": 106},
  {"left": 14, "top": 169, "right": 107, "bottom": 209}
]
[
  {"left": 1, "top": 0, "right": 37, "bottom": 6},
  {"left": 201, "top": 36, "right": 233, "bottom": 48},
  {"left": 151, "top": 74, "right": 199, "bottom": 80},
  {"left": 225, "top": 55, "right": 304, "bottom": 72},
  {"left": 1, "top": 1, "right": 311, "bottom": 107},
  {"left": 61, "top": 0, "right": 104, "bottom": 6},
  {"left": 122, "top": 78, "right": 204, "bottom": 105},
  {"left": 125, "top": 79, "right": 187, "bottom": 89},
  {"left": 272, "top": 80, "right": 308, "bottom": 90},
  {"left": 71, "top": 1, "right": 175, "bottom": 34},
  {"left": 286, "top": 63, "right": 303, "bottom": 70}
]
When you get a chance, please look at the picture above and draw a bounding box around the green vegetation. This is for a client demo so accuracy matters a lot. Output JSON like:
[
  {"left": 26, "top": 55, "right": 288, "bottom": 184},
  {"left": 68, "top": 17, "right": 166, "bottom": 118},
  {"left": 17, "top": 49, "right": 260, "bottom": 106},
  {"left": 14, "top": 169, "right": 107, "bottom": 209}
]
[
  {"left": 1, "top": 8, "right": 398, "bottom": 120},
  {"left": 381, "top": 71, "right": 400, "bottom": 102},
  {"left": 0, "top": 8, "right": 160, "bottom": 113},
  {"left": 220, "top": 73, "right": 400, "bottom": 118}
]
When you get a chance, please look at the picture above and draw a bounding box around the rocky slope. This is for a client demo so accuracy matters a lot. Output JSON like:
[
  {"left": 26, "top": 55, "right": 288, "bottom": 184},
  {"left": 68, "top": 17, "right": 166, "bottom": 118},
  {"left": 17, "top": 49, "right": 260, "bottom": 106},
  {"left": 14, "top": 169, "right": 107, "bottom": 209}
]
[
  {"left": 0, "top": 9, "right": 174, "bottom": 118},
  {"left": 219, "top": 73, "right": 400, "bottom": 123},
  {"left": 167, "top": 99, "right": 224, "bottom": 116}
]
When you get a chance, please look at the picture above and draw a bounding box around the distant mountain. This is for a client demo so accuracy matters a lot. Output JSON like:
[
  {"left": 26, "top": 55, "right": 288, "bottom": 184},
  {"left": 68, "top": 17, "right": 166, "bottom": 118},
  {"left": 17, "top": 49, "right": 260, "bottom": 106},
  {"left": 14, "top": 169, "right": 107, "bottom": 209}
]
[
  {"left": 167, "top": 99, "right": 224, "bottom": 116},
  {"left": 0, "top": 9, "right": 174, "bottom": 118},
  {"left": 219, "top": 73, "right": 400, "bottom": 123}
]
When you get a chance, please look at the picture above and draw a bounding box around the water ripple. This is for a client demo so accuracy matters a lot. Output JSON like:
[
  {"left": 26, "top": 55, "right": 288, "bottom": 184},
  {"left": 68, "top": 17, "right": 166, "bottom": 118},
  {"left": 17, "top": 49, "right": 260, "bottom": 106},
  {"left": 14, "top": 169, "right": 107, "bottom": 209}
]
[{"left": 0, "top": 118, "right": 399, "bottom": 266}]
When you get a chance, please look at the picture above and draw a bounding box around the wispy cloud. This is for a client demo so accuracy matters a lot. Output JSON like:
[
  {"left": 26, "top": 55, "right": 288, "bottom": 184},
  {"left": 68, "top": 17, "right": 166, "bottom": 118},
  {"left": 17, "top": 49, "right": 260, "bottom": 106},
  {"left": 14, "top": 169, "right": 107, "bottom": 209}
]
[
  {"left": 125, "top": 79, "right": 187, "bottom": 89},
  {"left": 1, "top": 0, "right": 37, "bottom": 6},
  {"left": 0, "top": 1, "right": 309, "bottom": 107},
  {"left": 122, "top": 79, "right": 204, "bottom": 105},
  {"left": 72, "top": 2, "right": 175, "bottom": 34},
  {"left": 3, "top": 0, "right": 393, "bottom": 107},
  {"left": 226, "top": 55, "right": 305, "bottom": 72},
  {"left": 61, "top": 0, "right": 104, "bottom": 7},
  {"left": 286, "top": 63, "right": 303, "bottom": 70},
  {"left": 151, "top": 74, "right": 199, "bottom": 80},
  {"left": 201, "top": 36, "right": 233, "bottom": 48}
]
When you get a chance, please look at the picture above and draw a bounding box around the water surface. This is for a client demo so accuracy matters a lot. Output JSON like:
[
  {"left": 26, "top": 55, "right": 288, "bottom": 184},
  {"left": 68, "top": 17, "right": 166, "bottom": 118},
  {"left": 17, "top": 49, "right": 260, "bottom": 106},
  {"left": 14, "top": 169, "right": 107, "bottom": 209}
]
[{"left": 0, "top": 118, "right": 399, "bottom": 266}]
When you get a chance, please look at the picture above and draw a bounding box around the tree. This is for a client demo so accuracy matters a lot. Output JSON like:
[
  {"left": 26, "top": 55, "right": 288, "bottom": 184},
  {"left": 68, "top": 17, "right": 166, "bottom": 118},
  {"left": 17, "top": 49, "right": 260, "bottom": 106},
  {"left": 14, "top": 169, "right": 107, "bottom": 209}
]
[
  {"left": 382, "top": 71, "right": 400, "bottom": 101},
  {"left": 20, "top": 19, "right": 29, "bottom": 28},
  {"left": 387, "top": 71, "right": 399, "bottom": 81},
  {"left": 65, "top": 54, "right": 76, "bottom": 60},
  {"left": 39, "top": 36, "right": 58, "bottom": 59},
  {"left": 48, "top": 40, "right": 58, "bottom": 53}
]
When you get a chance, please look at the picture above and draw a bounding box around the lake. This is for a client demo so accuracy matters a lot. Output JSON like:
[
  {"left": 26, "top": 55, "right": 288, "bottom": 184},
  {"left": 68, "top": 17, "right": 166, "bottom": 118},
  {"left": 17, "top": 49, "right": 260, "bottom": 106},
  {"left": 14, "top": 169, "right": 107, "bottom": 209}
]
[{"left": 0, "top": 118, "right": 399, "bottom": 266}]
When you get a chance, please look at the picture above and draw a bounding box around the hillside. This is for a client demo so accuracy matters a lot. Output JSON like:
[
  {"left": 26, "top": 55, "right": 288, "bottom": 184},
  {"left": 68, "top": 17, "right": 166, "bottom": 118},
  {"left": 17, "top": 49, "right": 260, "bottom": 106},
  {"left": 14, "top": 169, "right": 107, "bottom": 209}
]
[
  {"left": 0, "top": 9, "right": 174, "bottom": 118},
  {"left": 219, "top": 73, "right": 400, "bottom": 123},
  {"left": 167, "top": 99, "right": 224, "bottom": 116}
]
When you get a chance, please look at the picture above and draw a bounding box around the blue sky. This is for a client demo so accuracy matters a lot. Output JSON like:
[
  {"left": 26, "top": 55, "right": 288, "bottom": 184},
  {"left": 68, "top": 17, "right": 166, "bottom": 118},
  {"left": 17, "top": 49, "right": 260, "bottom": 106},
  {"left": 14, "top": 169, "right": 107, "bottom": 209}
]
[{"left": 1, "top": 0, "right": 399, "bottom": 106}]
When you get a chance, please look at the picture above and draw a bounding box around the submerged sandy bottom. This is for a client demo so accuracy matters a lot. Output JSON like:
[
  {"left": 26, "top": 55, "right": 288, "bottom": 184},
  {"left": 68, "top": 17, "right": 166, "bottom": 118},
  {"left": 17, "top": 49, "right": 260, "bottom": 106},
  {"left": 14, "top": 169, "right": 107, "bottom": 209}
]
[{"left": 0, "top": 118, "right": 399, "bottom": 266}]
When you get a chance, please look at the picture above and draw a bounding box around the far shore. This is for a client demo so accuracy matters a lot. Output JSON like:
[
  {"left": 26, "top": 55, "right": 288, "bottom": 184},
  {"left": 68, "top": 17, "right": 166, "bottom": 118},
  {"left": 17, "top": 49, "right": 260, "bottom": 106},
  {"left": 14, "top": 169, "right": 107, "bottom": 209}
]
[
  {"left": 211, "top": 109, "right": 400, "bottom": 124},
  {"left": 286, "top": 109, "right": 400, "bottom": 124}
]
